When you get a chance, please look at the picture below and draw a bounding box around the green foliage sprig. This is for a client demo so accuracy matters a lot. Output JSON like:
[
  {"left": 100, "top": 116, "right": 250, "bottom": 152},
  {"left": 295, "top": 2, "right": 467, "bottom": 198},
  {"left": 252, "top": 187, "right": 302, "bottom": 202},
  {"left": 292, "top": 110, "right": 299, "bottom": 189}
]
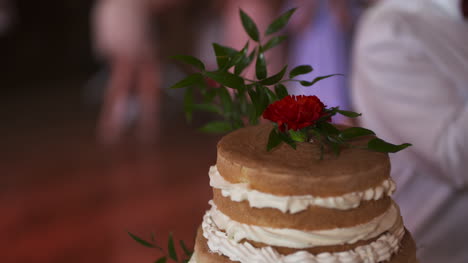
[
  {"left": 170, "top": 8, "right": 411, "bottom": 157},
  {"left": 266, "top": 113, "right": 411, "bottom": 160},
  {"left": 170, "top": 8, "right": 340, "bottom": 132},
  {"left": 128, "top": 232, "right": 192, "bottom": 263}
]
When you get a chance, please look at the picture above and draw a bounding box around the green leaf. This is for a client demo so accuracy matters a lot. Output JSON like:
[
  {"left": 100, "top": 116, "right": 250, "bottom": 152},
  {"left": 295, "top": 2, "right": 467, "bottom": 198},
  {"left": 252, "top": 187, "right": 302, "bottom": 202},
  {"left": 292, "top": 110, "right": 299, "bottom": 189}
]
[
  {"left": 171, "top": 55, "right": 205, "bottom": 70},
  {"left": 192, "top": 103, "right": 223, "bottom": 115},
  {"left": 224, "top": 42, "right": 249, "bottom": 71},
  {"left": 235, "top": 48, "right": 256, "bottom": 75},
  {"left": 184, "top": 87, "right": 194, "bottom": 122},
  {"left": 247, "top": 103, "right": 258, "bottom": 125},
  {"left": 267, "top": 128, "right": 282, "bottom": 151},
  {"left": 328, "top": 139, "right": 341, "bottom": 156},
  {"left": 213, "top": 43, "right": 238, "bottom": 69},
  {"left": 278, "top": 131, "right": 297, "bottom": 149},
  {"left": 317, "top": 107, "right": 338, "bottom": 122},
  {"left": 248, "top": 89, "right": 263, "bottom": 121},
  {"left": 236, "top": 91, "right": 248, "bottom": 115},
  {"left": 337, "top": 109, "right": 362, "bottom": 118},
  {"left": 168, "top": 233, "right": 178, "bottom": 262},
  {"left": 319, "top": 143, "right": 325, "bottom": 160},
  {"left": 265, "top": 8, "right": 297, "bottom": 35},
  {"left": 367, "top": 138, "right": 412, "bottom": 153},
  {"left": 327, "top": 135, "right": 343, "bottom": 144},
  {"left": 240, "top": 9, "right": 260, "bottom": 42},
  {"left": 262, "top": 36, "right": 287, "bottom": 52},
  {"left": 254, "top": 86, "right": 270, "bottom": 118},
  {"left": 232, "top": 118, "right": 244, "bottom": 129},
  {"left": 339, "top": 127, "right": 375, "bottom": 140},
  {"left": 202, "top": 88, "right": 217, "bottom": 103},
  {"left": 199, "top": 121, "right": 233, "bottom": 133},
  {"left": 248, "top": 89, "right": 259, "bottom": 106},
  {"left": 204, "top": 71, "right": 244, "bottom": 90},
  {"left": 274, "top": 84, "right": 289, "bottom": 99},
  {"left": 317, "top": 121, "right": 340, "bottom": 135},
  {"left": 217, "top": 86, "right": 233, "bottom": 113},
  {"left": 256, "top": 53, "right": 267, "bottom": 80},
  {"left": 289, "top": 65, "right": 313, "bottom": 78},
  {"left": 170, "top": 73, "right": 203, "bottom": 89},
  {"left": 299, "top": 74, "right": 343, "bottom": 87},
  {"left": 180, "top": 240, "right": 193, "bottom": 257},
  {"left": 289, "top": 130, "right": 307, "bottom": 142},
  {"left": 212, "top": 43, "right": 238, "bottom": 56},
  {"left": 263, "top": 86, "right": 278, "bottom": 103},
  {"left": 155, "top": 257, "right": 167, "bottom": 263},
  {"left": 128, "top": 232, "right": 154, "bottom": 248},
  {"left": 259, "top": 66, "right": 287, "bottom": 85}
]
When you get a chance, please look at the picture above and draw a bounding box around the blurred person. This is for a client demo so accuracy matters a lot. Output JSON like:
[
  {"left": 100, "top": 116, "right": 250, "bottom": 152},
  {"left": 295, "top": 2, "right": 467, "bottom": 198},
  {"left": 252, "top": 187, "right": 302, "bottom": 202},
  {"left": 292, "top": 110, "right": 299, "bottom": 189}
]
[
  {"left": 92, "top": 0, "right": 183, "bottom": 144},
  {"left": 287, "top": 0, "right": 366, "bottom": 123},
  {"left": 351, "top": 0, "right": 468, "bottom": 262}
]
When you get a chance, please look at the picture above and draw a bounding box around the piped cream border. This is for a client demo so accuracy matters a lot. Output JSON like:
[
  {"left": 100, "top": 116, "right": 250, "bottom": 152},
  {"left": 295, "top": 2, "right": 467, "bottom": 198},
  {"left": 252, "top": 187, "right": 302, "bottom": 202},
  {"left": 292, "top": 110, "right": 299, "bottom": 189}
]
[
  {"left": 202, "top": 202, "right": 404, "bottom": 263},
  {"left": 210, "top": 165, "right": 396, "bottom": 213}
]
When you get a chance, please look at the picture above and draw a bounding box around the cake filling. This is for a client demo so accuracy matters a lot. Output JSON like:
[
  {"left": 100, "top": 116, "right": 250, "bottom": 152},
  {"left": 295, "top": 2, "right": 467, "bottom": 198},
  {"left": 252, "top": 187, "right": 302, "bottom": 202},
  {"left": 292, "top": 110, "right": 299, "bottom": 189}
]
[
  {"left": 209, "top": 165, "right": 396, "bottom": 213},
  {"left": 206, "top": 201, "right": 402, "bottom": 249},
  {"left": 202, "top": 204, "right": 405, "bottom": 263}
]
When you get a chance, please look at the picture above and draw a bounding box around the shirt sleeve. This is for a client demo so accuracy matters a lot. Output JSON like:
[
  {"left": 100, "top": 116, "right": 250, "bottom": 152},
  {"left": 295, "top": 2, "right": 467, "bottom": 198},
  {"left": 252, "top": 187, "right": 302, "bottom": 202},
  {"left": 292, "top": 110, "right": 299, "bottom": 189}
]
[{"left": 351, "top": 9, "right": 468, "bottom": 189}]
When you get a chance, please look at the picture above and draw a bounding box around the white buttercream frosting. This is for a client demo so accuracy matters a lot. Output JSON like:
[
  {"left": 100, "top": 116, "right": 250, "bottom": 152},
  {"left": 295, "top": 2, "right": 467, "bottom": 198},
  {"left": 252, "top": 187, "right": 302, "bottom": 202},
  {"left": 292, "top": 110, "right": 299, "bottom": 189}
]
[
  {"left": 202, "top": 202, "right": 405, "bottom": 263},
  {"left": 209, "top": 166, "right": 396, "bottom": 213},
  {"left": 208, "top": 201, "right": 402, "bottom": 249}
]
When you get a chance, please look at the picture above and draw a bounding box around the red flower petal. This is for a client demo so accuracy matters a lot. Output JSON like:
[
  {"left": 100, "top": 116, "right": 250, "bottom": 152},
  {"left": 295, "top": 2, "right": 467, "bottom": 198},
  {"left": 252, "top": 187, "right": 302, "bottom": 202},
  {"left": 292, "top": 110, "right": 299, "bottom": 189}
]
[{"left": 262, "top": 95, "right": 328, "bottom": 131}]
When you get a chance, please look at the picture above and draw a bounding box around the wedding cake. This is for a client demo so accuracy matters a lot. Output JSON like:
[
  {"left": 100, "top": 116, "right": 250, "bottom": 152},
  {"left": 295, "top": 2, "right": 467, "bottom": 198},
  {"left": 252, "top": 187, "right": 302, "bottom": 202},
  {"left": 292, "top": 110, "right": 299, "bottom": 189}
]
[
  {"left": 163, "top": 7, "right": 417, "bottom": 263},
  {"left": 189, "top": 124, "right": 417, "bottom": 263}
]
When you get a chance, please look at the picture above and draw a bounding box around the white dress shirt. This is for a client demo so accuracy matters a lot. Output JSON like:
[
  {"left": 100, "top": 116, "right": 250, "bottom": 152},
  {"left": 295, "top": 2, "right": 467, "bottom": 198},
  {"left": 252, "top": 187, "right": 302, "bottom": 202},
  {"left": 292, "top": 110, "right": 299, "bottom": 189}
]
[{"left": 351, "top": 0, "right": 468, "bottom": 262}]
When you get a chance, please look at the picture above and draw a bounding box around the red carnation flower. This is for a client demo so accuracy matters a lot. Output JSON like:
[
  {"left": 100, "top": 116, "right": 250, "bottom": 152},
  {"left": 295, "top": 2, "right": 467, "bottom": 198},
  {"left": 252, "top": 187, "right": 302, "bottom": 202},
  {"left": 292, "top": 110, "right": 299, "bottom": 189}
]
[{"left": 262, "top": 95, "right": 328, "bottom": 132}]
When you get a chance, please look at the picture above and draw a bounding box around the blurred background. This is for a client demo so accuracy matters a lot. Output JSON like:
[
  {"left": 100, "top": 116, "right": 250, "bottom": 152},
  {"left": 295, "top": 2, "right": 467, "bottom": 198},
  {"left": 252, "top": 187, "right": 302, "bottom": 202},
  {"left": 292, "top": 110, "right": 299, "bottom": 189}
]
[
  {"left": 1, "top": 0, "right": 220, "bottom": 262},
  {"left": 0, "top": 1, "right": 362, "bottom": 261},
  {"left": 1, "top": 0, "right": 466, "bottom": 262}
]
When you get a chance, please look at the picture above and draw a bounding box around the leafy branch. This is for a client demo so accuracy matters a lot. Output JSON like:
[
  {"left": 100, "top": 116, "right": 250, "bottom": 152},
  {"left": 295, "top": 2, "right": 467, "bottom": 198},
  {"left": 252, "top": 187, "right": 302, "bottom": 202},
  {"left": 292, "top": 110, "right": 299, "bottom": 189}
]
[
  {"left": 170, "top": 7, "right": 412, "bottom": 157},
  {"left": 128, "top": 232, "right": 193, "bottom": 263},
  {"left": 266, "top": 110, "right": 411, "bottom": 159},
  {"left": 170, "top": 8, "right": 336, "bottom": 133}
]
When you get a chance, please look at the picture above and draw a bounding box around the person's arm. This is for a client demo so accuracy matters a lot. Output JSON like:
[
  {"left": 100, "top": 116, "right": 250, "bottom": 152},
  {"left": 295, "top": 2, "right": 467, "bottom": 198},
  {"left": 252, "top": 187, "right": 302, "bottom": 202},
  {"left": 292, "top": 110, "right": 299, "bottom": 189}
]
[{"left": 351, "top": 10, "right": 468, "bottom": 188}]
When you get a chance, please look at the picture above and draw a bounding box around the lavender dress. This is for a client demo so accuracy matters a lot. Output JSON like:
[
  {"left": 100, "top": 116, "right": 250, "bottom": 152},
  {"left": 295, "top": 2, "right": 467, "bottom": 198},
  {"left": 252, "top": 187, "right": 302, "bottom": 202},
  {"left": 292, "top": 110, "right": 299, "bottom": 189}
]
[{"left": 288, "top": 0, "right": 360, "bottom": 116}]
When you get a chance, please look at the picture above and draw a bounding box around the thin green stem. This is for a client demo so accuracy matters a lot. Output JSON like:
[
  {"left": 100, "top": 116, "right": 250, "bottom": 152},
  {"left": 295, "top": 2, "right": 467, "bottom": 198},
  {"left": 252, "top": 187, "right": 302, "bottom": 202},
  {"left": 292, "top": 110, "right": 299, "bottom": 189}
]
[
  {"left": 279, "top": 79, "right": 301, "bottom": 83},
  {"left": 244, "top": 77, "right": 257, "bottom": 83}
]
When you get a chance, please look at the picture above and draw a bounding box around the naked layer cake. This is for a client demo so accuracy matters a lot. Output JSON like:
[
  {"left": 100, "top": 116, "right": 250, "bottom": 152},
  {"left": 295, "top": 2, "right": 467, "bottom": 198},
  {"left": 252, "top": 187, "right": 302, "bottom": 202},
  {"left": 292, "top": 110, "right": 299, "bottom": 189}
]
[{"left": 189, "top": 124, "right": 417, "bottom": 263}]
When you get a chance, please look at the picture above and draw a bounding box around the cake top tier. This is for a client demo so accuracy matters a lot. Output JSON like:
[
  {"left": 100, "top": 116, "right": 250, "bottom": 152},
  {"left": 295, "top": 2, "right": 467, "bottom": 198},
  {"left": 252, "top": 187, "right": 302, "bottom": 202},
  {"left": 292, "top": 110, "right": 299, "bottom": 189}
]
[{"left": 216, "top": 124, "right": 390, "bottom": 196}]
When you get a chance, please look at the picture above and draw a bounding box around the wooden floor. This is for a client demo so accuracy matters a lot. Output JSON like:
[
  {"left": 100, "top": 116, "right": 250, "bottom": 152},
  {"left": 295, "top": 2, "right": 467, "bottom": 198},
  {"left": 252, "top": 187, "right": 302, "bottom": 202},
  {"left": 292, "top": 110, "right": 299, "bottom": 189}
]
[{"left": 0, "top": 76, "right": 219, "bottom": 263}]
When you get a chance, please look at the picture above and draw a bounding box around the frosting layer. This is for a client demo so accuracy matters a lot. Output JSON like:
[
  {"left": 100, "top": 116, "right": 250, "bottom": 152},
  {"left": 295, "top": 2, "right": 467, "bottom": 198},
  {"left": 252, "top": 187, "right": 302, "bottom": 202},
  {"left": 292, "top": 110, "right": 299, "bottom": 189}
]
[
  {"left": 207, "top": 201, "right": 402, "bottom": 249},
  {"left": 202, "top": 205, "right": 405, "bottom": 263},
  {"left": 210, "top": 166, "right": 396, "bottom": 213}
]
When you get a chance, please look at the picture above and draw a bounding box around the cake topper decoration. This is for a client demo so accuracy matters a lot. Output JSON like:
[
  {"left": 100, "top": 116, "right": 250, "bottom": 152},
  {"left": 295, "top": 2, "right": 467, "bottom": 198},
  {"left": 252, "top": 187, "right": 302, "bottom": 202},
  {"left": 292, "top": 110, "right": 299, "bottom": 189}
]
[{"left": 170, "top": 8, "right": 411, "bottom": 158}]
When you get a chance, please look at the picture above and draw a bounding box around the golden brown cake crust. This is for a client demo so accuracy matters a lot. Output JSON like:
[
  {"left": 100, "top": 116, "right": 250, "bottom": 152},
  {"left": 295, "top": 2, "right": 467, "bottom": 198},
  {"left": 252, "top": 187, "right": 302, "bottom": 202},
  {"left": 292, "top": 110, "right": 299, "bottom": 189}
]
[
  {"left": 193, "top": 226, "right": 236, "bottom": 263},
  {"left": 242, "top": 235, "right": 379, "bottom": 255},
  {"left": 213, "top": 189, "right": 392, "bottom": 230},
  {"left": 193, "top": 226, "right": 418, "bottom": 263},
  {"left": 216, "top": 124, "right": 391, "bottom": 196}
]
